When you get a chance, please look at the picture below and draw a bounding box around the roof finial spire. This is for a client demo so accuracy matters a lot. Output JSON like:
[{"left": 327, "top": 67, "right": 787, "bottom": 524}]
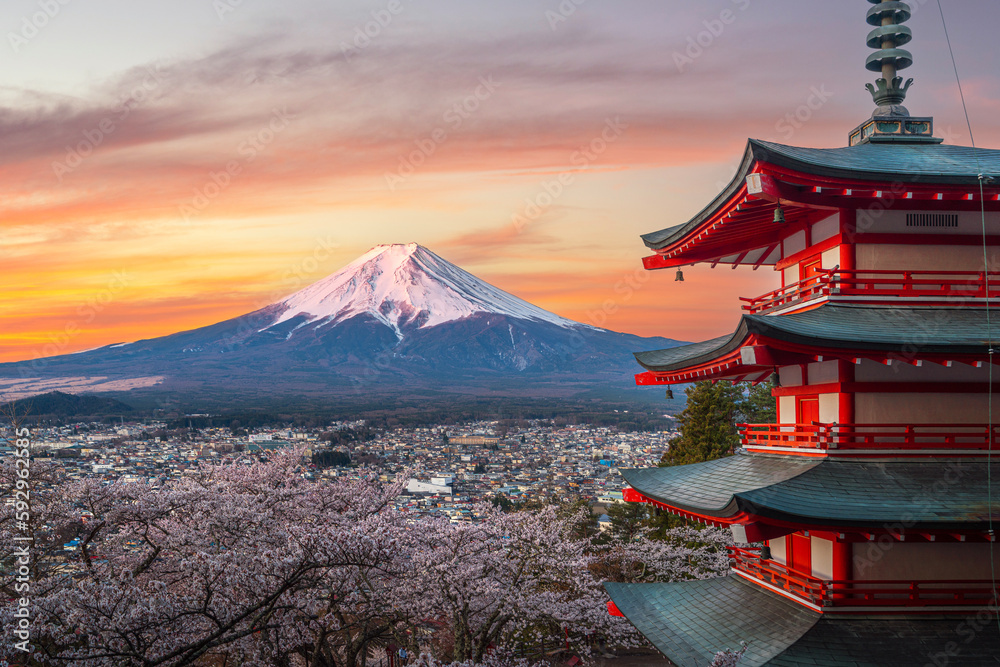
[
  {"left": 864, "top": 0, "right": 914, "bottom": 116},
  {"left": 848, "top": 0, "right": 939, "bottom": 146}
]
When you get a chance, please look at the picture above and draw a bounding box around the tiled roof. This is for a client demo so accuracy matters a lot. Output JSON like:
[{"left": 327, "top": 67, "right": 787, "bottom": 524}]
[
  {"left": 752, "top": 139, "right": 1000, "bottom": 186},
  {"left": 633, "top": 333, "right": 741, "bottom": 373},
  {"left": 635, "top": 304, "right": 994, "bottom": 372},
  {"left": 605, "top": 575, "right": 1000, "bottom": 666},
  {"left": 622, "top": 455, "right": 817, "bottom": 517},
  {"left": 623, "top": 453, "right": 1000, "bottom": 529},
  {"left": 642, "top": 139, "right": 1000, "bottom": 249},
  {"left": 604, "top": 576, "right": 817, "bottom": 666}
]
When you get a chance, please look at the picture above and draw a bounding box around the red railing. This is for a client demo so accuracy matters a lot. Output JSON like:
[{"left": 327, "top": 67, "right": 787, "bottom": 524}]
[
  {"left": 729, "top": 547, "right": 1000, "bottom": 607},
  {"left": 739, "top": 422, "right": 1000, "bottom": 452},
  {"left": 741, "top": 270, "right": 1000, "bottom": 314}
]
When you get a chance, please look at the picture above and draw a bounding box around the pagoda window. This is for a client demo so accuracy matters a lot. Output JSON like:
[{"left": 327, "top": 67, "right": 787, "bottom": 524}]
[{"left": 855, "top": 209, "right": 999, "bottom": 237}]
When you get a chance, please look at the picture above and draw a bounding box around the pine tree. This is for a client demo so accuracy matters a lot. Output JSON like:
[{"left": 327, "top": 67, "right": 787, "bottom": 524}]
[
  {"left": 659, "top": 381, "right": 742, "bottom": 467},
  {"left": 659, "top": 376, "right": 776, "bottom": 468},
  {"left": 606, "top": 500, "right": 649, "bottom": 542},
  {"left": 735, "top": 375, "right": 777, "bottom": 425}
]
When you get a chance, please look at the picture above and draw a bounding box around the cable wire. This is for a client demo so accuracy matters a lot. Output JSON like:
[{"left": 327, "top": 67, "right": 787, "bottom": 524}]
[{"left": 937, "top": 0, "right": 999, "bottom": 631}]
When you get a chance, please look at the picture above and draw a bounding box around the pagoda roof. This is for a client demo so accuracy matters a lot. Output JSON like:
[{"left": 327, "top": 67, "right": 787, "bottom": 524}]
[
  {"left": 622, "top": 453, "right": 1000, "bottom": 530},
  {"left": 605, "top": 575, "right": 1000, "bottom": 666},
  {"left": 642, "top": 139, "right": 1000, "bottom": 251},
  {"left": 635, "top": 303, "right": 994, "bottom": 376}
]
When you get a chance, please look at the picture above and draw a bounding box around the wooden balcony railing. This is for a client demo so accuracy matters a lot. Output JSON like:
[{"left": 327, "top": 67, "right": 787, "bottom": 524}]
[
  {"left": 729, "top": 547, "right": 1000, "bottom": 608},
  {"left": 739, "top": 422, "right": 1000, "bottom": 452},
  {"left": 741, "top": 270, "right": 1000, "bottom": 314}
]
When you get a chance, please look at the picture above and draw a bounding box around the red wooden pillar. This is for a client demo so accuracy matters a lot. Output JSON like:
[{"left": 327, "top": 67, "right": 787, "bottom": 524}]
[
  {"left": 789, "top": 532, "right": 812, "bottom": 575},
  {"left": 839, "top": 208, "right": 857, "bottom": 270},
  {"left": 832, "top": 537, "right": 852, "bottom": 600},
  {"left": 838, "top": 359, "right": 855, "bottom": 429}
]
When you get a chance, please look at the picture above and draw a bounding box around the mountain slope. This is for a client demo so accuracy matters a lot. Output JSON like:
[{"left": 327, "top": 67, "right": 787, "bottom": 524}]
[
  {"left": 0, "top": 244, "right": 684, "bottom": 407},
  {"left": 268, "top": 243, "right": 582, "bottom": 336}
]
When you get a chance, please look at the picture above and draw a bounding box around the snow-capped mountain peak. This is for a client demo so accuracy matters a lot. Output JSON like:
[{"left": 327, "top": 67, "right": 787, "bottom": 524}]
[{"left": 266, "top": 243, "right": 583, "bottom": 337}]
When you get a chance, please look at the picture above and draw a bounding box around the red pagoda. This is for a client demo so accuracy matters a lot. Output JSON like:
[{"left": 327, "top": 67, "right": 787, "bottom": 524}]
[{"left": 604, "top": 2, "right": 1000, "bottom": 664}]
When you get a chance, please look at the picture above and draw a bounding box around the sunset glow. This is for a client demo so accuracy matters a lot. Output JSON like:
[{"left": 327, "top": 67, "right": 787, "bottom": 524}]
[{"left": 3, "top": 0, "right": 1000, "bottom": 363}]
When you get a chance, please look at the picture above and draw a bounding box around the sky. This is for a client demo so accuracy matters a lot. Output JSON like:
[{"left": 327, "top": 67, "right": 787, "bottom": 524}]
[{"left": 2, "top": 0, "right": 1000, "bottom": 363}]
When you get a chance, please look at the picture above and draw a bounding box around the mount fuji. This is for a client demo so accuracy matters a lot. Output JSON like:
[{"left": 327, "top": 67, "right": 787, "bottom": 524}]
[
  {"left": 0, "top": 244, "right": 684, "bottom": 407},
  {"left": 265, "top": 243, "right": 584, "bottom": 338}
]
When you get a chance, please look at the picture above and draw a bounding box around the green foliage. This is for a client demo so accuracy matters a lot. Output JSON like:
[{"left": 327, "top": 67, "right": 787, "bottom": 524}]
[
  {"left": 735, "top": 375, "right": 777, "bottom": 425},
  {"left": 606, "top": 501, "right": 649, "bottom": 542},
  {"left": 556, "top": 499, "right": 599, "bottom": 540},
  {"left": 645, "top": 508, "right": 702, "bottom": 538},
  {"left": 660, "top": 376, "right": 776, "bottom": 468},
  {"left": 490, "top": 493, "right": 515, "bottom": 512},
  {"left": 660, "top": 381, "right": 741, "bottom": 467}
]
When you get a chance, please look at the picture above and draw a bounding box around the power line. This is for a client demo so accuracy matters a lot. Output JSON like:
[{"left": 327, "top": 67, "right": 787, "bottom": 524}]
[{"left": 936, "top": 0, "right": 999, "bottom": 632}]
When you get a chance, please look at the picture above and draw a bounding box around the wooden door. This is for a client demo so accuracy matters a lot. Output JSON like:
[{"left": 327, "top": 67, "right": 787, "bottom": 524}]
[
  {"left": 789, "top": 533, "right": 812, "bottom": 576},
  {"left": 800, "top": 258, "right": 823, "bottom": 295},
  {"left": 797, "top": 397, "right": 820, "bottom": 425}
]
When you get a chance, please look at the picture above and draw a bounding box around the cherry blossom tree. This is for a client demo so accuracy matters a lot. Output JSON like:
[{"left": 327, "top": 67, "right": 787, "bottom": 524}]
[
  {"left": 397, "top": 504, "right": 639, "bottom": 664},
  {"left": 1, "top": 449, "right": 412, "bottom": 666},
  {"left": 594, "top": 525, "right": 731, "bottom": 585},
  {"left": 708, "top": 642, "right": 747, "bottom": 666},
  {"left": 0, "top": 446, "right": 731, "bottom": 667},
  {"left": 407, "top": 648, "right": 549, "bottom": 667}
]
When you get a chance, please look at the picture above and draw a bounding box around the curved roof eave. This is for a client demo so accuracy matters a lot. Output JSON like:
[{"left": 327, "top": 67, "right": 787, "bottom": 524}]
[
  {"left": 641, "top": 138, "right": 1000, "bottom": 251},
  {"left": 633, "top": 324, "right": 749, "bottom": 373},
  {"left": 624, "top": 455, "right": 1000, "bottom": 530},
  {"left": 633, "top": 304, "right": 996, "bottom": 374},
  {"left": 641, "top": 141, "right": 757, "bottom": 250}
]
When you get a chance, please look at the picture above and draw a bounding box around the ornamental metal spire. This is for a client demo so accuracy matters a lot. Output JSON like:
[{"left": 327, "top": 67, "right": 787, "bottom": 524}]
[
  {"left": 864, "top": 0, "right": 914, "bottom": 114},
  {"left": 848, "top": 0, "right": 940, "bottom": 146}
]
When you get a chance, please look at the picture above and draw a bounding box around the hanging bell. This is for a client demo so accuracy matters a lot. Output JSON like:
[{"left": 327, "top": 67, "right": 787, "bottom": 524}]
[
  {"left": 675, "top": 269, "right": 685, "bottom": 282},
  {"left": 773, "top": 206, "right": 786, "bottom": 224},
  {"left": 665, "top": 388, "right": 674, "bottom": 400}
]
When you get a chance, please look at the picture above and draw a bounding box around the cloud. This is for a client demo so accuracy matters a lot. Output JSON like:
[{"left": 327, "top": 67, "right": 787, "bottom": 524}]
[{"left": 0, "top": 24, "right": 855, "bottom": 234}]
